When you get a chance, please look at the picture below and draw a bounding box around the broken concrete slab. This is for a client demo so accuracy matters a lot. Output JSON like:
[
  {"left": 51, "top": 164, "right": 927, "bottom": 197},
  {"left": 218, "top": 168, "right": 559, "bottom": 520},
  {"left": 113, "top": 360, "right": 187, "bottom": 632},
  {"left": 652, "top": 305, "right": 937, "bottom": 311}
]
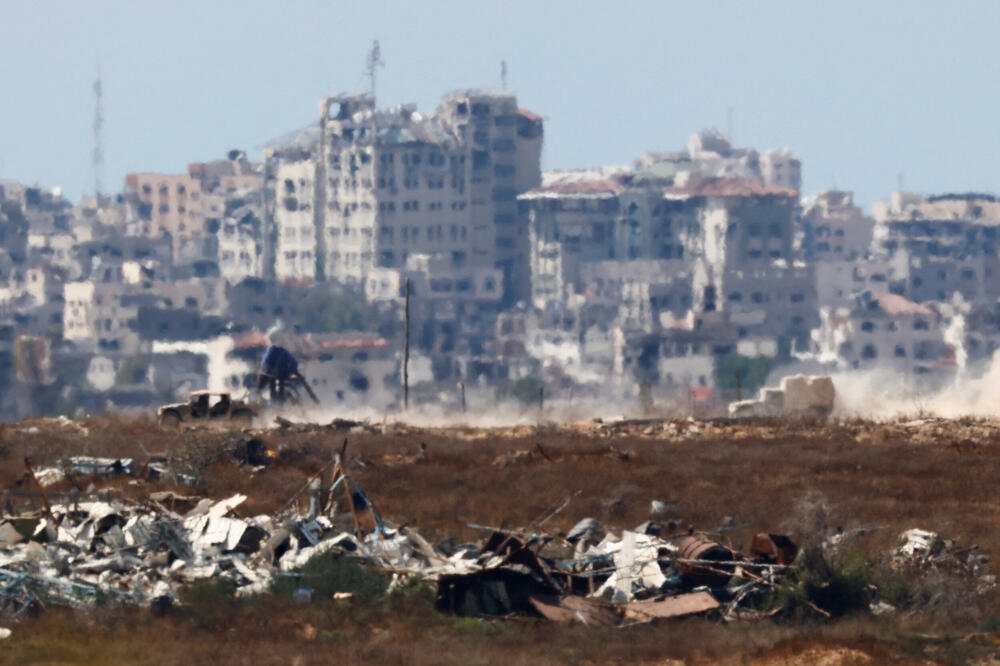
[{"left": 624, "top": 591, "right": 719, "bottom": 623}]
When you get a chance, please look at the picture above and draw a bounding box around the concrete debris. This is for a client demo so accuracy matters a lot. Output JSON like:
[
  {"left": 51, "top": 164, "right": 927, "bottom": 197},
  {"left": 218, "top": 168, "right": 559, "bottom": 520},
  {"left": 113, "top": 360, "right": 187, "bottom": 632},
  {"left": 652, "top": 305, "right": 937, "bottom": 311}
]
[
  {"left": 869, "top": 600, "right": 896, "bottom": 616},
  {"left": 898, "top": 528, "right": 942, "bottom": 559},
  {"left": 0, "top": 471, "right": 456, "bottom": 615},
  {"left": 893, "top": 528, "right": 990, "bottom": 582},
  {"left": 32, "top": 468, "right": 65, "bottom": 487},
  {"left": 1, "top": 464, "right": 976, "bottom": 628},
  {"left": 33, "top": 456, "right": 137, "bottom": 487}
]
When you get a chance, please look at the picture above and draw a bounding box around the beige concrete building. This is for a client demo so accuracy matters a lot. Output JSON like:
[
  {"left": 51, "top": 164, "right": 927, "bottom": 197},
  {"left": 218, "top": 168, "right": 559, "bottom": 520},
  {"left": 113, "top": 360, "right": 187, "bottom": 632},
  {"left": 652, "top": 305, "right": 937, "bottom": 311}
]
[
  {"left": 265, "top": 89, "right": 543, "bottom": 302},
  {"left": 759, "top": 149, "right": 802, "bottom": 191},
  {"left": 871, "top": 192, "right": 1000, "bottom": 304},
  {"left": 63, "top": 281, "right": 140, "bottom": 353},
  {"left": 124, "top": 172, "right": 203, "bottom": 260},
  {"left": 271, "top": 159, "right": 318, "bottom": 281},
  {"left": 812, "top": 290, "right": 952, "bottom": 377},
  {"left": 521, "top": 178, "right": 623, "bottom": 308},
  {"left": 801, "top": 190, "right": 874, "bottom": 262},
  {"left": 63, "top": 278, "right": 224, "bottom": 353},
  {"left": 125, "top": 153, "right": 262, "bottom": 268}
]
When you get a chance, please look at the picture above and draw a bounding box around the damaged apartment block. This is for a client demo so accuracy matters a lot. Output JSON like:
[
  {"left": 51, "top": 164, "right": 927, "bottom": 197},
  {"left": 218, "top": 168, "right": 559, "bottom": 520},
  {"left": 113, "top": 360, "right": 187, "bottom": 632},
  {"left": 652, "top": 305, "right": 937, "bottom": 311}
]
[{"left": 263, "top": 90, "right": 544, "bottom": 308}]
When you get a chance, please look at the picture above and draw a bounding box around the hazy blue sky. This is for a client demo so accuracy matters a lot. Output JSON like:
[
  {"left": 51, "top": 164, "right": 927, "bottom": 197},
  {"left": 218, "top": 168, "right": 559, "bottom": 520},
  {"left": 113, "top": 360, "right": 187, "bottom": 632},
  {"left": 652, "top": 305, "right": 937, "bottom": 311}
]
[{"left": 1, "top": 1, "right": 998, "bottom": 208}]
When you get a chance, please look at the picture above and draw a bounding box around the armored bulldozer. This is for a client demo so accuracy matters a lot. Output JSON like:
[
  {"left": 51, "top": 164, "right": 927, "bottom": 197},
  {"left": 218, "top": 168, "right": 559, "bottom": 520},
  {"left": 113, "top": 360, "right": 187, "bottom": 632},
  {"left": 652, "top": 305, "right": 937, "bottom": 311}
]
[{"left": 256, "top": 345, "right": 319, "bottom": 406}]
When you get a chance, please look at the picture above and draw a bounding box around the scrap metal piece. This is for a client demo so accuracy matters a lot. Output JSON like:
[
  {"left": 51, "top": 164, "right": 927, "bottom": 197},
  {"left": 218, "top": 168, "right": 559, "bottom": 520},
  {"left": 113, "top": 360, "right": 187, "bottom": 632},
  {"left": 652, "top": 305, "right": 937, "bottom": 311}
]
[
  {"left": 66, "top": 457, "right": 136, "bottom": 479},
  {"left": 675, "top": 534, "right": 736, "bottom": 587},
  {"left": 750, "top": 533, "right": 798, "bottom": 565},
  {"left": 566, "top": 518, "right": 605, "bottom": 547}
]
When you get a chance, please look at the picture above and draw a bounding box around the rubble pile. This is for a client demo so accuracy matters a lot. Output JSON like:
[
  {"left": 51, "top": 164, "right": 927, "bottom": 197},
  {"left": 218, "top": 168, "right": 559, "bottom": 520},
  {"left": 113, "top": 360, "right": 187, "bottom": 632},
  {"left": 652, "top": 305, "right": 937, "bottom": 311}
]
[
  {"left": 894, "top": 528, "right": 993, "bottom": 583},
  {"left": 431, "top": 518, "right": 806, "bottom": 626},
  {"left": 0, "top": 446, "right": 991, "bottom": 629},
  {"left": 0, "top": 463, "right": 807, "bottom": 625},
  {"left": 0, "top": 457, "right": 458, "bottom": 616}
]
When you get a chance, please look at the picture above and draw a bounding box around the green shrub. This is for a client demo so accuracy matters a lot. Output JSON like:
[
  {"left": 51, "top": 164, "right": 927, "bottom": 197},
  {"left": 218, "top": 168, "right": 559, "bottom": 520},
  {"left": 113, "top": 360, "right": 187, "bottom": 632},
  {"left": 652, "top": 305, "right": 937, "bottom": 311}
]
[
  {"left": 271, "top": 554, "right": 388, "bottom": 602},
  {"left": 496, "top": 376, "right": 544, "bottom": 407},
  {"left": 769, "top": 548, "right": 873, "bottom": 618},
  {"left": 179, "top": 578, "right": 239, "bottom": 629}
]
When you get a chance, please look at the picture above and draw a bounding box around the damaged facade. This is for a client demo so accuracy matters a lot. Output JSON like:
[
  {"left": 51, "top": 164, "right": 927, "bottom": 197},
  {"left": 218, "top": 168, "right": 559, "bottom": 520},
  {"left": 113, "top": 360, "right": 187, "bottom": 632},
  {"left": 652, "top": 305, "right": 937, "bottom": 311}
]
[{"left": 264, "top": 90, "right": 543, "bottom": 306}]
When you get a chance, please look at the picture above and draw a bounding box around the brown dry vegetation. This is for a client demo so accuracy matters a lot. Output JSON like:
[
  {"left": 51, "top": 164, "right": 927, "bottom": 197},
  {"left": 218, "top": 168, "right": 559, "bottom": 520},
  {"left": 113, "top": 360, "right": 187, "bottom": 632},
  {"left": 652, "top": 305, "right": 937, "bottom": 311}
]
[{"left": 3, "top": 414, "right": 1000, "bottom": 663}]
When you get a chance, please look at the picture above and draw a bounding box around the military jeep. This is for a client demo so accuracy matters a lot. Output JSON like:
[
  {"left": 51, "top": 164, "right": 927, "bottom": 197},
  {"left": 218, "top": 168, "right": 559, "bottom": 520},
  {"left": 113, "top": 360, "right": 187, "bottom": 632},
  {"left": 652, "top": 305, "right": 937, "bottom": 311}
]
[{"left": 157, "top": 391, "right": 257, "bottom": 427}]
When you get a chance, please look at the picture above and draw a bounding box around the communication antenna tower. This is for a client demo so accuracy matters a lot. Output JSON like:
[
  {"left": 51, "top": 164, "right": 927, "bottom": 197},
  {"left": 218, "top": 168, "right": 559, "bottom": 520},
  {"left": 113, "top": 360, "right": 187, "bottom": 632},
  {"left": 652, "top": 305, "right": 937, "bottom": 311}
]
[
  {"left": 365, "top": 40, "right": 385, "bottom": 103},
  {"left": 501, "top": 60, "right": 508, "bottom": 90},
  {"left": 92, "top": 71, "right": 105, "bottom": 202}
]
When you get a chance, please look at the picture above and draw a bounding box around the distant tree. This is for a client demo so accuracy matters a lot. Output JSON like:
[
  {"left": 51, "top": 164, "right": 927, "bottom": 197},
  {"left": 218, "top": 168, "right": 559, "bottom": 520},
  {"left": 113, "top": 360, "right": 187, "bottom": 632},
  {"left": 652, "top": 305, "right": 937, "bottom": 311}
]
[
  {"left": 498, "top": 376, "right": 544, "bottom": 407},
  {"left": 115, "top": 354, "right": 149, "bottom": 386},
  {"left": 300, "top": 291, "right": 371, "bottom": 333},
  {"left": 714, "top": 354, "right": 773, "bottom": 398}
]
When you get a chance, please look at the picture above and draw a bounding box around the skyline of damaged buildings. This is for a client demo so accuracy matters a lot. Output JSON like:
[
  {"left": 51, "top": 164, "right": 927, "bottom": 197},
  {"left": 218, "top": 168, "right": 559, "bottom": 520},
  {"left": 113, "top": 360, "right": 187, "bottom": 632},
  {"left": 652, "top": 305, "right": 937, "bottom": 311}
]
[{"left": 0, "top": 86, "right": 997, "bottom": 418}]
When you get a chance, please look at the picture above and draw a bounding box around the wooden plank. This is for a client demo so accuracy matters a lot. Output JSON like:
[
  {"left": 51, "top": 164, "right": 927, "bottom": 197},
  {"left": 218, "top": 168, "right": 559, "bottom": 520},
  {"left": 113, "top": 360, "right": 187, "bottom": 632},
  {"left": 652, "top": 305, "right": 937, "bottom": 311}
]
[{"left": 623, "top": 591, "right": 719, "bottom": 623}]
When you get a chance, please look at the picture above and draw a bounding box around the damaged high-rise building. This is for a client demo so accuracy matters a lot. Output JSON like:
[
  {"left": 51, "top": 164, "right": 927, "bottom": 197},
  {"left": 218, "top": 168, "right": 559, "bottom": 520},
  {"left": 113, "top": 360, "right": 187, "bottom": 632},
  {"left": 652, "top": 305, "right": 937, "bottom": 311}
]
[
  {"left": 870, "top": 192, "right": 1000, "bottom": 304},
  {"left": 263, "top": 90, "right": 543, "bottom": 304}
]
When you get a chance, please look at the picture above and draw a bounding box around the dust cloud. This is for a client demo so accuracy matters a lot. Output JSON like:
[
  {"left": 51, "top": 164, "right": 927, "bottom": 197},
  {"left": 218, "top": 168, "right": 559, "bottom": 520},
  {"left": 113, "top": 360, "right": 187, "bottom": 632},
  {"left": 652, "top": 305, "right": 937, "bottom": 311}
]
[{"left": 831, "top": 352, "right": 1000, "bottom": 420}]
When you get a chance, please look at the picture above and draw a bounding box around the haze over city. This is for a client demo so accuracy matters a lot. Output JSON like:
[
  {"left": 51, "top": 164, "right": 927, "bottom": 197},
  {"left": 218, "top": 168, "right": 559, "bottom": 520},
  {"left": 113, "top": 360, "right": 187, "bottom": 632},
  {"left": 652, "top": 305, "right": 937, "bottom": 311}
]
[{"left": 3, "top": 0, "right": 1000, "bottom": 207}]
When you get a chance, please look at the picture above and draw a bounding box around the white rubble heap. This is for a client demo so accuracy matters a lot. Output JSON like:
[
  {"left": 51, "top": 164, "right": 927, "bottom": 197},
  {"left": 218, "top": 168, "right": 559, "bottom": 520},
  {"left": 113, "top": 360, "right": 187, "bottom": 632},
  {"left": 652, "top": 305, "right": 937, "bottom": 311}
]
[
  {"left": 897, "top": 528, "right": 942, "bottom": 559},
  {"left": 0, "top": 491, "right": 480, "bottom": 613}
]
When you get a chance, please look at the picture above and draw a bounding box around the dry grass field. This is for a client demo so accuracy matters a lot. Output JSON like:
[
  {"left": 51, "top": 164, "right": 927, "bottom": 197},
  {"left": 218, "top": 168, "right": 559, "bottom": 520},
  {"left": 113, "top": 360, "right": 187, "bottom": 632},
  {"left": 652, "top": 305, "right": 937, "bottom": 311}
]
[{"left": 3, "top": 414, "right": 1000, "bottom": 663}]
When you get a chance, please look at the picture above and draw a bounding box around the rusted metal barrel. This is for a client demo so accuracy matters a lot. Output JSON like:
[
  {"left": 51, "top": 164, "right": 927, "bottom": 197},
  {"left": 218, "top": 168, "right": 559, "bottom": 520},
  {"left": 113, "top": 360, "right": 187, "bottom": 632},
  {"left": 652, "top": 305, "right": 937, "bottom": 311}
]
[{"left": 675, "top": 535, "right": 735, "bottom": 587}]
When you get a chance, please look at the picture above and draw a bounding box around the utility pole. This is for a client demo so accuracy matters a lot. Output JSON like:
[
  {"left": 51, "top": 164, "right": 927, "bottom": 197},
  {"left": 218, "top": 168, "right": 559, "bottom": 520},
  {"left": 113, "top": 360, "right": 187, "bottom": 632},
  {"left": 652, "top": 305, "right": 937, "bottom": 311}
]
[
  {"left": 403, "top": 278, "right": 410, "bottom": 410},
  {"left": 459, "top": 381, "right": 466, "bottom": 413}
]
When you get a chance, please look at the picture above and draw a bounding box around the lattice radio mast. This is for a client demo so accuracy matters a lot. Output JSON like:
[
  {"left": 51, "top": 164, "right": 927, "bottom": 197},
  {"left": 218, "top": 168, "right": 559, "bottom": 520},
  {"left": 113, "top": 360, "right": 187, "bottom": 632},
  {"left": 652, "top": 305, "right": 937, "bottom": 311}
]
[
  {"left": 365, "top": 40, "right": 385, "bottom": 103},
  {"left": 92, "top": 71, "right": 105, "bottom": 202}
]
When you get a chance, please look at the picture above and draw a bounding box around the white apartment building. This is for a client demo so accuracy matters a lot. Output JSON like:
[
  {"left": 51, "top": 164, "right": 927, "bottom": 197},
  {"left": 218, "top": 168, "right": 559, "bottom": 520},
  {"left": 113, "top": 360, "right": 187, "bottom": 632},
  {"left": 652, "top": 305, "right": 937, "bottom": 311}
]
[{"left": 63, "top": 281, "right": 140, "bottom": 353}]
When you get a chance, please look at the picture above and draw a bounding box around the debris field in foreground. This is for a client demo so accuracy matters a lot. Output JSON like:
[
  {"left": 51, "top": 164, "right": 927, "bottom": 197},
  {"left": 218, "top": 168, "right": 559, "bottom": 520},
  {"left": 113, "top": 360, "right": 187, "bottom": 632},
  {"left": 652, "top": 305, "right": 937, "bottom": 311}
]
[{"left": 0, "top": 444, "right": 990, "bottom": 629}]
